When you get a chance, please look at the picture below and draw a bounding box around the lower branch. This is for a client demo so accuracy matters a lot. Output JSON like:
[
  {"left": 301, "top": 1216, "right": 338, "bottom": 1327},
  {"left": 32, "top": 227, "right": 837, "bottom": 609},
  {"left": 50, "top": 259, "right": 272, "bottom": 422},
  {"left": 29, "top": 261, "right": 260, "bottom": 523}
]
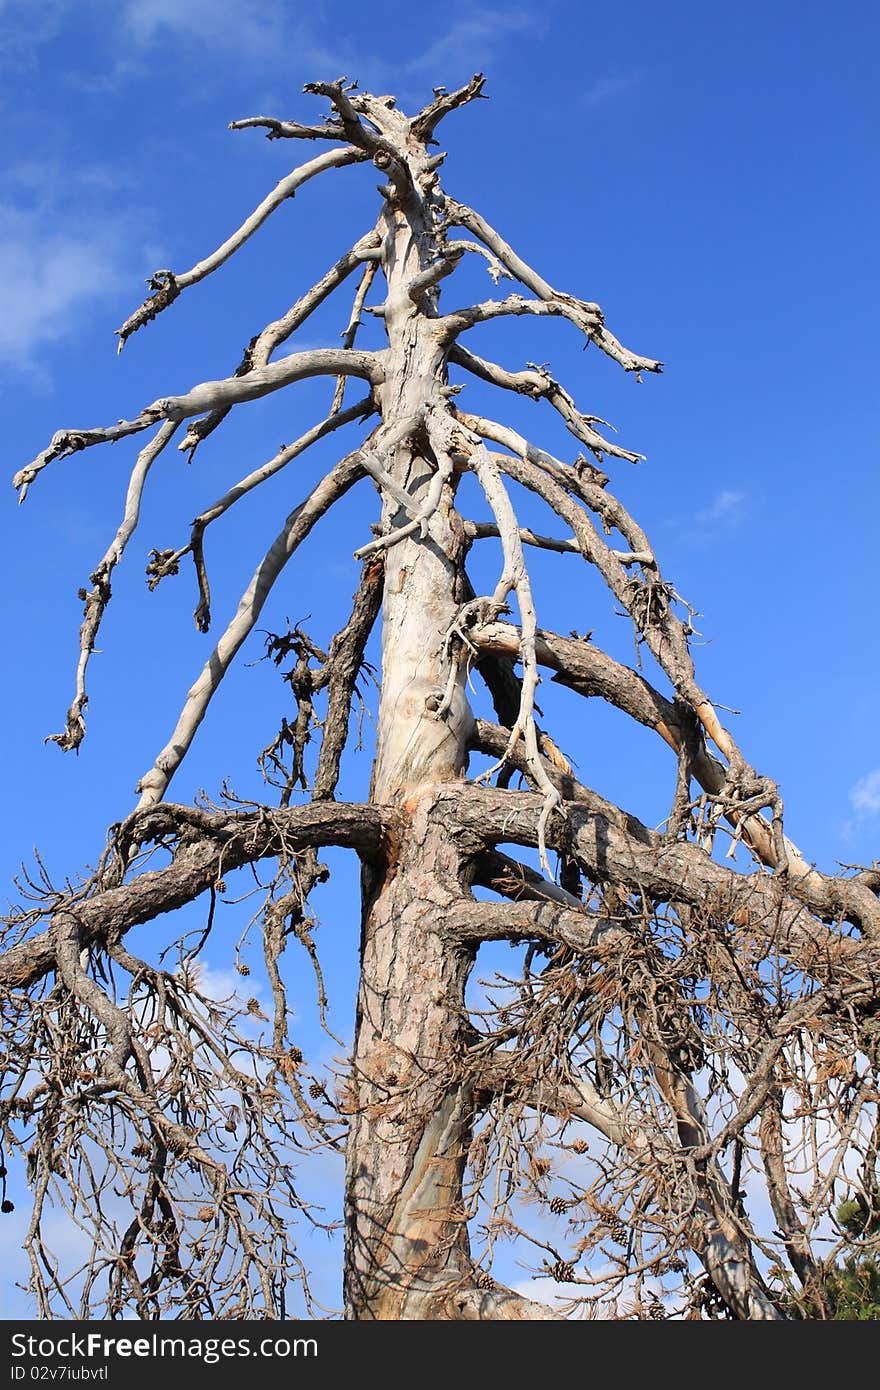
[
  {"left": 444, "top": 785, "right": 877, "bottom": 961},
  {"left": 470, "top": 623, "right": 880, "bottom": 937},
  {"left": 477, "top": 1052, "right": 782, "bottom": 1319},
  {"left": 0, "top": 800, "right": 390, "bottom": 992}
]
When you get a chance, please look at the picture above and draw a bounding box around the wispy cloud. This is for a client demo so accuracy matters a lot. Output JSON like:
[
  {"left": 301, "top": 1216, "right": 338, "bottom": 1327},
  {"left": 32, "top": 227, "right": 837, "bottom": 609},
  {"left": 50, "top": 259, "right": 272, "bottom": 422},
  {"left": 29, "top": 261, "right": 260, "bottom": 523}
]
[
  {"left": 0, "top": 207, "right": 127, "bottom": 367},
  {"left": 695, "top": 489, "right": 747, "bottom": 526},
  {"left": 0, "top": 153, "right": 156, "bottom": 370},
  {"left": 121, "top": 0, "right": 287, "bottom": 58},
  {"left": 0, "top": 0, "right": 68, "bottom": 54},
  {"left": 1, "top": 0, "right": 320, "bottom": 78},
  {"left": 2, "top": 0, "right": 541, "bottom": 110},
  {"left": 850, "top": 768, "right": 880, "bottom": 815},
  {"left": 581, "top": 72, "right": 641, "bottom": 109},
  {"left": 405, "top": 8, "right": 540, "bottom": 77},
  {"left": 513, "top": 1277, "right": 568, "bottom": 1309},
  {"left": 121, "top": 2, "right": 542, "bottom": 93}
]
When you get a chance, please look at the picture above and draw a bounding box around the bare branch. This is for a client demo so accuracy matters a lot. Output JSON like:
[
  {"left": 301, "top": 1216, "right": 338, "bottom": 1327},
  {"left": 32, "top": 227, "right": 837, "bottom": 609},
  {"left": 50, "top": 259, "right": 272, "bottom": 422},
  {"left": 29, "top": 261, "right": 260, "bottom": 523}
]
[
  {"left": 302, "top": 80, "right": 385, "bottom": 152},
  {"left": 444, "top": 195, "right": 662, "bottom": 376},
  {"left": 446, "top": 238, "right": 512, "bottom": 286},
  {"left": 472, "top": 848, "right": 587, "bottom": 911},
  {"left": 156, "top": 346, "right": 383, "bottom": 420},
  {"left": 135, "top": 453, "right": 366, "bottom": 808},
  {"left": 465, "top": 519, "right": 651, "bottom": 563},
  {"left": 228, "top": 115, "right": 349, "bottom": 142},
  {"left": 116, "top": 146, "right": 369, "bottom": 349},
  {"left": 449, "top": 344, "right": 644, "bottom": 463},
  {"left": 471, "top": 622, "right": 708, "bottom": 767},
  {"left": 16, "top": 349, "right": 383, "bottom": 503},
  {"left": 473, "top": 1049, "right": 781, "bottom": 1320},
  {"left": 442, "top": 291, "right": 605, "bottom": 341},
  {"left": 313, "top": 555, "right": 385, "bottom": 800},
  {"left": 760, "top": 1090, "right": 830, "bottom": 1311},
  {"left": 444, "top": 785, "right": 880, "bottom": 948},
  {"left": 0, "top": 800, "right": 391, "bottom": 992},
  {"left": 354, "top": 438, "right": 449, "bottom": 558},
  {"left": 408, "top": 245, "right": 465, "bottom": 304},
  {"left": 48, "top": 421, "right": 180, "bottom": 752},
  {"left": 179, "top": 229, "right": 381, "bottom": 457},
  {"left": 430, "top": 413, "right": 561, "bottom": 868},
  {"left": 331, "top": 257, "right": 381, "bottom": 414},
  {"left": 469, "top": 717, "right": 657, "bottom": 839},
  {"left": 149, "top": 395, "right": 375, "bottom": 628},
  {"left": 410, "top": 73, "right": 487, "bottom": 143},
  {"left": 435, "top": 1282, "right": 559, "bottom": 1320},
  {"left": 300, "top": 81, "right": 413, "bottom": 201},
  {"left": 14, "top": 410, "right": 165, "bottom": 502},
  {"left": 443, "top": 897, "right": 616, "bottom": 952}
]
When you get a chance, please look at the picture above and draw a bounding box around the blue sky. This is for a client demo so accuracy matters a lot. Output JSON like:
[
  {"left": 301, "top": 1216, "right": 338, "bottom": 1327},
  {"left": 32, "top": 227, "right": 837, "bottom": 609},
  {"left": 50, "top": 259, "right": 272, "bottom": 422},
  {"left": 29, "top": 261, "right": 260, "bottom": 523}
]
[{"left": 1, "top": 0, "right": 878, "bottom": 1315}]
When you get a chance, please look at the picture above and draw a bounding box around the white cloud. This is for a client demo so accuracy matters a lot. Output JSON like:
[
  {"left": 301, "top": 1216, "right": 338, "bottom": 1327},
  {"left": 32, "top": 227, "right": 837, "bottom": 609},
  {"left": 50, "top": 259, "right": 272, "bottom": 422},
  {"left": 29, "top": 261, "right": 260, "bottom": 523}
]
[
  {"left": 850, "top": 767, "right": 880, "bottom": 815},
  {"left": 119, "top": 1, "right": 541, "bottom": 94},
  {"left": 121, "top": 0, "right": 287, "bottom": 57},
  {"left": 581, "top": 73, "right": 641, "bottom": 109},
  {"left": 0, "top": 206, "right": 128, "bottom": 365},
  {"left": 695, "top": 488, "right": 747, "bottom": 525},
  {"left": 0, "top": 0, "right": 68, "bottom": 51},
  {"left": 0, "top": 0, "right": 540, "bottom": 113},
  {"left": 512, "top": 1276, "right": 569, "bottom": 1309},
  {"left": 405, "top": 8, "right": 540, "bottom": 76},
  {"left": 195, "top": 963, "right": 250, "bottom": 1003},
  {"left": 1, "top": 0, "right": 301, "bottom": 70}
]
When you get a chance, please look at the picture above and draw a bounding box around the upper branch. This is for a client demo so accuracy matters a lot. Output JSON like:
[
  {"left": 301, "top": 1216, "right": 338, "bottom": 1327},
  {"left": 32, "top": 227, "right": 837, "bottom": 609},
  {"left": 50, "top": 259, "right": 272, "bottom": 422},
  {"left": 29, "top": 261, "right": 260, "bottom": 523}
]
[
  {"left": 302, "top": 80, "right": 388, "bottom": 152},
  {"left": 50, "top": 421, "right": 180, "bottom": 752},
  {"left": 179, "top": 228, "right": 381, "bottom": 458},
  {"left": 410, "top": 73, "right": 488, "bottom": 143},
  {"left": 149, "top": 394, "right": 375, "bottom": 630},
  {"left": 448, "top": 344, "right": 644, "bottom": 463},
  {"left": 443, "top": 196, "right": 662, "bottom": 376},
  {"left": 228, "top": 115, "right": 349, "bottom": 142},
  {"left": 443, "top": 291, "right": 602, "bottom": 334},
  {"left": 156, "top": 347, "right": 382, "bottom": 419},
  {"left": 14, "top": 411, "right": 166, "bottom": 503},
  {"left": 116, "top": 146, "right": 369, "bottom": 349}
]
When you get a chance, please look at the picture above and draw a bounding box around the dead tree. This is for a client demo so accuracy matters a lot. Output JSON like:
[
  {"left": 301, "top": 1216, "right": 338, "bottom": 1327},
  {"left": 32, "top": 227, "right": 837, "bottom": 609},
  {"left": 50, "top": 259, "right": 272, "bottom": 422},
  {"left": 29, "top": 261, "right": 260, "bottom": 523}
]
[{"left": 4, "top": 76, "right": 879, "bottom": 1321}]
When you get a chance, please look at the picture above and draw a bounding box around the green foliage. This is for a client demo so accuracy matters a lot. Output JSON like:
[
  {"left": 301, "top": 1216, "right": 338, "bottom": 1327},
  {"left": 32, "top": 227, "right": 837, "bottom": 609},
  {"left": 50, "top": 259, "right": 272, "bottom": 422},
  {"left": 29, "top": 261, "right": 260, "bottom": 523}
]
[
  {"left": 779, "top": 1196, "right": 880, "bottom": 1319},
  {"left": 821, "top": 1255, "right": 880, "bottom": 1320},
  {"left": 822, "top": 1194, "right": 880, "bottom": 1319},
  {"left": 837, "top": 1195, "right": 871, "bottom": 1237}
]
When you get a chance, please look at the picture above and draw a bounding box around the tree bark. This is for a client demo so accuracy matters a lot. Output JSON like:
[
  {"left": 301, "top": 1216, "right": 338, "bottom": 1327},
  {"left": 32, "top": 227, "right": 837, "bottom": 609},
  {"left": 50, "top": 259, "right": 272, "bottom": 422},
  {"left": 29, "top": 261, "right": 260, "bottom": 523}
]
[{"left": 342, "top": 128, "right": 485, "bottom": 1318}]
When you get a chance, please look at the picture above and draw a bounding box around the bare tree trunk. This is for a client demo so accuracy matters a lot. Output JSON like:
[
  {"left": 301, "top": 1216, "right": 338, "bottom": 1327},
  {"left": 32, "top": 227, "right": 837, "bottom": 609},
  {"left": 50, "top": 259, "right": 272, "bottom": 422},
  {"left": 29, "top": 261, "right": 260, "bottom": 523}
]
[
  {"left": 343, "top": 172, "right": 479, "bottom": 1319},
  {"left": 344, "top": 801, "right": 475, "bottom": 1318}
]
